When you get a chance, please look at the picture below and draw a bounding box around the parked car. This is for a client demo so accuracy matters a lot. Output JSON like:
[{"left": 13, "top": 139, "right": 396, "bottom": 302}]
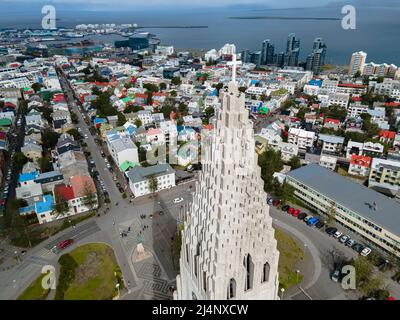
[
  {"left": 288, "top": 207, "right": 295, "bottom": 215},
  {"left": 116, "top": 182, "right": 121, "bottom": 188},
  {"left": 315, "top": 221, "right": 325, "bottom": 229},
  {"left": 307, "top": 217, "right": 320, "bottom": 226},
  {"left": 173, "top": 197, "right": 184, "bottom": 204},
  {"left": 267, "top": 198, "right": 274, "bottom": 205},
  {"left": 118, "top": 186, "right": 124, "bottom": 193},
  {"left": 331, "top": 269, "right": 341, "bottom": 282},
  {"left": 304, "top": 215, "right": 313, "bottom": 223},
  {"left": 334, "top": 231, "right": 343, "bottom": 239},
  {"left": 58, "top": 239, "right": 74, "bottom": 250},
  {"left": 281, "top": 205, "right": 290, "bottom": 212},
  {"left": 297, "top": 212, "right": 307, "bottom": 220},
  {"left": 346, "top": 239, "right": 356, "bottom": 247},
  {"left": 273, "top": 200, "right": 281, "bottom": 207},
  {"left": 361, "top": 247, "right": 372, "bottom": 257},
  {"left": 292, "top": 209, "right": 301, "bottom": 217},
  {"left": 352, "top": 243, "right": 364, "bottom": 253},
  {"left": 339, "top": 235, "right": 349, "bottom": 244},
  {"left": 326, "top": 227, "right": 338, "bottom": 236}
]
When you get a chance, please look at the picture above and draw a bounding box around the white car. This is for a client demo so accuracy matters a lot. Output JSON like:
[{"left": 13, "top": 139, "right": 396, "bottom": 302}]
[
  {"left": 334, "top": 231, "right": 343, "bottom": 239},
  {"left": 361, "top": 247, "right": 372, "bottom": 257},
  {"left": 173, "top": 197, "right": 184, "bottom": 204}
]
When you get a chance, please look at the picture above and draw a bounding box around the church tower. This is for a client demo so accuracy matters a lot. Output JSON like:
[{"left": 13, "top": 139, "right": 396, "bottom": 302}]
[{"left": 174, "top": 51, "right": 280, "bottom": 300}]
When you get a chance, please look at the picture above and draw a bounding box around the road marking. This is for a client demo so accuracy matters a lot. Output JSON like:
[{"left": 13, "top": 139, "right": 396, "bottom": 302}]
[{"left": 298, "top": 286, "right": 313, "bottom": 300}]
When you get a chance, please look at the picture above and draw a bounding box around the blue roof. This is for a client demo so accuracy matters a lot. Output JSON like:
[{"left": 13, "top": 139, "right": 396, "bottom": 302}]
[
  {"left": 19, "top": 171, "right": 40, "bottom": 183},
  {"left": 35, "top": 194, "right": 54, "bottom": 214},
  {"left": 309, "top": 79, "right": 322, "bottom": 87},
  {"left": 251, "top": 80, "right": 260, "bottom": 85},
  {"left": 19, "top": 205, "right": 36, "bottom": 214},
  {"left": 94, "top": 118, "right": 107, "bottom": 124}
]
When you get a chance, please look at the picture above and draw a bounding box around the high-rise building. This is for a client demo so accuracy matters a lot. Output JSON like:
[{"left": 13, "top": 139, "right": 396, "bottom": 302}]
[
  {"left": 306, "top": 38, "right": 327, "bottom": 74},
  {"left": 174, "top": 54, "right": 280, "bottom": 300},
  {"left": 285, "top": 33, "right": 300, "bottom": 67},
  {"left": 261, "top": 39, "right": 275, "bottom": 65},
  {"left": 349, "top": 51, "right": 367, "bottom": 76}
]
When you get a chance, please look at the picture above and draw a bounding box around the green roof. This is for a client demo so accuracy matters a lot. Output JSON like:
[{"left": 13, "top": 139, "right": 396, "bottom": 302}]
[
  {"left": 122, "top": 97, "right": 132, "bottom": 103},
  {"left": 120, "top": 161, "right": 140, "bottom": 172},
  {"left": 0, "top": 118, "right": 12, "bottom": 126}
]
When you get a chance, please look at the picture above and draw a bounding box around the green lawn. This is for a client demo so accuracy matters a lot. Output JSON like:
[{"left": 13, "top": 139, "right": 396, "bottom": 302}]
[
  {"left": 275, "top": 228, "right": 305, "bottom": 290},
  {"left": 18, "top": 273, "right": 50, "bottom": 300},
  {"left": 60, "top": 243, "right": 122, "bottom": 300}
]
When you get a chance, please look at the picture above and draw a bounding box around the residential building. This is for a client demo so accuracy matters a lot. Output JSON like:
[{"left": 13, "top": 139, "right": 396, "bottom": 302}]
[
  {"left": 127, "top": 164, "right": 175, "bottom": 197},
  {"left": 319, "top": 154, "right": 337, "bottom": 171},
  {"left": 349, "top": 51, "right": 367, "bottom": 76},
  {"left": 348, "top": 155, "right": 372, "bottom": 177},
  {"left": 288, "top": 128, "right": 315, "bottom": 149},
  {"left": 369, "top": 158, "right": 400, "bottom": 196},
  {"left": 106, "top": 131, "right": 139, "bottom": 167}
]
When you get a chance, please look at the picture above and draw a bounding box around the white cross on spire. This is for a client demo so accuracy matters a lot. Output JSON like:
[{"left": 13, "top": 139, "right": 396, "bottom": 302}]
[{"left": 227, "top": 47, "right": 242, "bottom": 84}]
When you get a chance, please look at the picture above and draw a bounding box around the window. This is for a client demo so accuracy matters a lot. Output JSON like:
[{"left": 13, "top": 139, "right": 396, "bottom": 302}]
[
  {"left": 243, "top": 254, "right": 254, "bottom": 291},
  {"left": 227, "top": 278, "right": 236, "bottom": 299},
  {"left": 262, "top": 262, "right": 270, "bottom": 283}
]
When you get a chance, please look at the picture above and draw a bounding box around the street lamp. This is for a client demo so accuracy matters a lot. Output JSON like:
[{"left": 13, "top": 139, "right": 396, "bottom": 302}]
[
  {"left": 115, "top": 283, "right": 120, "bottom": 297},
  {"left": 296, "top": 270, "right": 300, "bottom": 283},
  {"left": 280, "top": 287, "right": 285, "bottom": 300}
]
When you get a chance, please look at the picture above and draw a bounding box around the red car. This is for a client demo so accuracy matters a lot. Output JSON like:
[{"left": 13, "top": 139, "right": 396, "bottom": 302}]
[
  {"left": 273, "top": 200, "right": 281, "bottom": 207},
  {"left": 292, "top": 209, "right": 301, "bottom": 217},
  {"left": 59, "top": 239, "right": 74, "bottom": 250},
  {"left": 288, "top": 207, "right": 295, "bottom": 215}
]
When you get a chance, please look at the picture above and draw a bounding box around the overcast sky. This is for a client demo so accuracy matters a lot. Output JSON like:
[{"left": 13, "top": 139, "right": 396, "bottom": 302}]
[
  {"left": 1, "top": 0, "right": 398, "bottom": 10},
  {"left": 0, "top": 0, "right": 334, "bottom": 9}
]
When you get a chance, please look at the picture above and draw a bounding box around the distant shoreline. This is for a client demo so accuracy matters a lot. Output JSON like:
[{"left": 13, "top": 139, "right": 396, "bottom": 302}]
[{"left": 229, "top": 16, "right": 341, "bottom": 21}]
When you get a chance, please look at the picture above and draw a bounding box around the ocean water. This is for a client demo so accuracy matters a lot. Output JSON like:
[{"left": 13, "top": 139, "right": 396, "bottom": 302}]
[{"left": 1, "top": 6, "right": 400, "bottom": 65}]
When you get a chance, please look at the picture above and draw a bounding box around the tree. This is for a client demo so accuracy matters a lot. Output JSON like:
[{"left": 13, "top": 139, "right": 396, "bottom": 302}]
[
  {"left": 171, "top": 76, "right": 182, "bottom": 86},
  {"left": 354, "top": 71, "right": 361, "bottom": 78},
  {"left": 53, "top": 192, "right": 70, "bottom": 218},
  {"left": 273, "top": 180, "right": 294, "bottom": 204},
  {"left": 82, "top": 182, "right": 97, "bottom": 213},
  {"left": 159, "top": 83, "right": 167, "bottom": 91},
  {"left": 66, "top": 128, "right": 81, "bottom": 141},
  {"left": 170, "top": 90, "right": 177, "bottom": 97},
  {"left": 326, "top": 203, "right": 337, "bottom": 224},
  {"left": 134, "top": 118, "right": 142, "bottom": 128},
  {"left": 42, "top": 107, "right": 53, "bottom": 123},
  {"left": 39, "top": 156, "right": 54, "bottom": 173},
  {"left": 148, "top": 174, "right": 158, "bottom": 195},
  {"left": 31, "top": 82, "right": 43, "bottom": 93},
  {"left": 143, "top": 83, "right": 159, "bottom": 93},
  {"left": 117, "top": 112, "right": 126, "bottom": 126},
  {"left": 42, "top": 129, "right": 60, "bottom": 150},
  {"left": 178, "top": 102, "right": 188, "bottom": 116},
  {"left": 13, "top": 152, "right": 29, "bottom": 172},
  {"left": 70, "top": 112, "right": 79, "bottom": 124},
  {"left": 258, "top": 149, "right": 284, "bottom": 192},
  {"left": 288, "top": 156, "right": 301, "bottom": 169}
]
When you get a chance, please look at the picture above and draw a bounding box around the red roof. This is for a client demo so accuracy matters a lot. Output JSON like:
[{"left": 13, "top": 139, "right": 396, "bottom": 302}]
[
  {"left": 338, "top": 83, "right": 366, "bottom": 89},
  {"left": 53, "top": 94, "right": 66, "bottom": 102},
  {"left": 385, "top": 102, "right": 400, "bottom": 107},
  {"left": 135, "top": 93, "right": 148, "bottom": 99},
  {"left": 0, "top": 132, "right": 7, "bottom": 140},
  {"left": 379, "top": 130, "right": 396, "bottom": 140},
  {"left": 4, "top": 102, "right": 16, "bottom": 108},
  {"left": 350, "top": 155, "right": 372, "bottom": 167},
  {"left": 352, "top": 96, "right": 362, "bottom": 102},
  {"left": 70, "top": 176, "right": 96, "bottom": 198},
  {"left": 54, "top": 184, "right": 75, "bottom": 201},
  {"left": 325, "top": 118, "right": 340, "bottom": 125},
  {"left": 203, "top": 124, "right": 214, "bottom": 130}
]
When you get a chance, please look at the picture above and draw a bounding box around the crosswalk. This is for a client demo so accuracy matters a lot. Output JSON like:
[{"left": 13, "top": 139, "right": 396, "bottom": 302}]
[{"left": 35, "top": 248, "right": 57, "bottom": 259}]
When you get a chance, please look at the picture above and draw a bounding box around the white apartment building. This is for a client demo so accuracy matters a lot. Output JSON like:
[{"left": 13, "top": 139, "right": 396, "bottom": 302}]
[
  {"left": 347, "top": 103, "right": 369, "bottom": 119},
  {"left": 127, "top": 164, "right": 175, "bottom": 197},
  {"left": 319, "top": 154, "right": 337, "bottom": 171},
  {"left": 318, "top": 134, "right": 345, "bottom": 155},
  {"left": 369, "top": 158, "right": 400, "bottom": 195},
  {"left": 288, "top": 128, "right": 315, "bottom": 149},
  {"left": 106, "top": 132, "right": 139, "bottom": 167},
  {"left": 328, "top": 92, "right": 350, "bottom": 108},
  {"left": 349, "top": 51, "right": 367, "bottom": 76},
  {"left": 278, "top": 142, "right": 299, "bottom": 162}
]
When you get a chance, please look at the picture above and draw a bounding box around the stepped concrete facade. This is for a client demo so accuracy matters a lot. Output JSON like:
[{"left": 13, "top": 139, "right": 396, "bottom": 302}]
[{"left": 174, "top": 79, "right": 280, "bottom": 300}]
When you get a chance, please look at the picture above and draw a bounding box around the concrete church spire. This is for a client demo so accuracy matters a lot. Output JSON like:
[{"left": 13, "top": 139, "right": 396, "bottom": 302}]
[{"left": 174, "top": 45, "right": 280, "bottom": 300}]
